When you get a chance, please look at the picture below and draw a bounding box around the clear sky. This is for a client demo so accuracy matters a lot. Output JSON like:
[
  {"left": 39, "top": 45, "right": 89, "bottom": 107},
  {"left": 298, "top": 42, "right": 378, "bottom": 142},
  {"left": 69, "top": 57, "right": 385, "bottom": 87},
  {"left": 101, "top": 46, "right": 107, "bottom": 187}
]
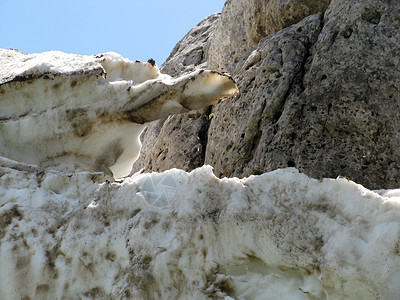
[{"left": 0, "top": 0, "right": 225, "bottom": 66}]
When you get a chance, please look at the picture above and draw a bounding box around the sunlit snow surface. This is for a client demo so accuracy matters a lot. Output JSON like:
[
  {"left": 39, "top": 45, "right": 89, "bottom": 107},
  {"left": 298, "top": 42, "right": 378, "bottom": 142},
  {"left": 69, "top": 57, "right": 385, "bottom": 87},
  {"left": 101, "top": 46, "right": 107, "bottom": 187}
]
[
  {"left": 0, "top": 49, "right": 238, "bottom": 179},
  {"left": 1, "top": 157, "right": 400, "bottom": 299}
]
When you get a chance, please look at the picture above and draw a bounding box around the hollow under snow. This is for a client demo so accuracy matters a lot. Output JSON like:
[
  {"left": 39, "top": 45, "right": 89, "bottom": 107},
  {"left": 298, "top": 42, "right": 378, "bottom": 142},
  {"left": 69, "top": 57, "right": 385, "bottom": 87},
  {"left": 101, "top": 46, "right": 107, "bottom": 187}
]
[
  {"left": 0, "top": 49, "right": 238, "bottom": 179},
  {"left": 1, "top": 157, "right": 400, "bottom": 299}
]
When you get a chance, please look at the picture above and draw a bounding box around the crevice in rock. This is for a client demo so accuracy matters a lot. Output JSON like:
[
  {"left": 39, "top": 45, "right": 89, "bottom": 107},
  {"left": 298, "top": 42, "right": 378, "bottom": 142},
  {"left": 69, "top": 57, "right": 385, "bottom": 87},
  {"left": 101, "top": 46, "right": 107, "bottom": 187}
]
[
  {"left": 242, "top": 99, "right": 267, "bottom": 170},
  {"left": 271, "top": 77, "right": 297, "bottom": 124},
  {"left": 298, "top": 46, "right": 312, "bottom": 93},
  {"left": 250, "top": 119, "right": 264, "bottom": 157},
  {"left": 269, "top": 15, "right": 325, "bottom": 126},
  {"left": 198, "top": 106, "right": 213, "bottom": 165},
  {"left": 299, "top": 14, "right": 325, "bottom": 92}
]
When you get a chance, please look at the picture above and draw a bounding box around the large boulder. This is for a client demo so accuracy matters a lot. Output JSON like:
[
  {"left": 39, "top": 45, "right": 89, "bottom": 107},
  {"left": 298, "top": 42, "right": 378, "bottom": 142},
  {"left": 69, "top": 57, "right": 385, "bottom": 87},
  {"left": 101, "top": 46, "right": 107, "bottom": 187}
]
[
  {"left": 133, "top": 0, "right": 400, "bottom": 189},
  {"left": 207, "top": 0, "right": 400, "bottom": 188},
  {"left": 206, "top": 13, "right": 324, "bottom": 177}
]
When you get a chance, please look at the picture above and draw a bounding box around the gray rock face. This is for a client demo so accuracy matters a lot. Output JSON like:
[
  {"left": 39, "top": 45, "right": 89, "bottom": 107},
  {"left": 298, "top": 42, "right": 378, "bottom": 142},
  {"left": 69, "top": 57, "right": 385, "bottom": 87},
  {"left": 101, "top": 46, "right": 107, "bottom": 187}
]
[
  {"left": 133, "top": 0, "right": 400, "bottom": 189},
  {"left": 131, "top": 109, "right": 211, "bottom": 174},
  {"left": 161, "top": 13, "right": 220, "bottom": 77},
  {"left": 206, "top": 13, "right": 324, "bottom": 177},
  {"left": 207, "top": 0, "right": 331, "bottom": 72},
  {"left": 207, "top": 0, "right": 400, "bottom": 189},
  {"left": 262, "top": 0, "right": 400, "bottom": 188},
  {"left": 132, "top": 14, "right": 221, "bottom": 174}
]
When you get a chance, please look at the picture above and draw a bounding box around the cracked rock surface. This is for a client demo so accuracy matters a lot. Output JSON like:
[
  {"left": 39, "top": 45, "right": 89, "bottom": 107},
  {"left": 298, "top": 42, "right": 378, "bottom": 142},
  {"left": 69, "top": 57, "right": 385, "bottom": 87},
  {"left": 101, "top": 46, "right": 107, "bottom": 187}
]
[
  {"left": 207, "top": 0, "right": 330, "bottom": 73},
  {"left": 133, "top": 0, "right": 400, "bottom": 189},
  {"left": 206, "top": 13, "right": 324, "bottom": 178},
  {"left": 131, "top": 14, "right": 221, "bottom": 174}
]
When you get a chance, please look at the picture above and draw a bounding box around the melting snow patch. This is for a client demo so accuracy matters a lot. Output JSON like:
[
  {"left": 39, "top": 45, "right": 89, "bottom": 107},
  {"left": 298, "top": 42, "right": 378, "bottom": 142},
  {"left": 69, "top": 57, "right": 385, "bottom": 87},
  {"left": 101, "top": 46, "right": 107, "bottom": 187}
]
[
  {"left": 0, "top": 49, "right": 238, "bottom": 179},
  {"left": 1, "top": 162, "right": 400, "bottom": 299}
]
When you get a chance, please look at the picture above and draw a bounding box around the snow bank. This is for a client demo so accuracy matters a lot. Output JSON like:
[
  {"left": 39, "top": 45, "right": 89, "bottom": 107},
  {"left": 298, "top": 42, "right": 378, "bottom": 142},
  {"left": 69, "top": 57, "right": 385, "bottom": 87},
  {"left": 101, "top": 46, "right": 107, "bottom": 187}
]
[
  {"left": 0, "top": 49, "right": 238, "bottom": 178},
  {"left": 1, "top": 158, "right": 399, "bottom": 299}
]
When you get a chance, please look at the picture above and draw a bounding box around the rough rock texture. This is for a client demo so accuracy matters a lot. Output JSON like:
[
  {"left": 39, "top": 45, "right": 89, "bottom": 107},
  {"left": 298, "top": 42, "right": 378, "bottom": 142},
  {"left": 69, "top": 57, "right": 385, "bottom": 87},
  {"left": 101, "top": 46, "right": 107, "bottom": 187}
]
[
  {"left": 2, "top": 157, "right": 400, "bottom": 299},
  {"left": 131, "top": 110, "right": 211, "bottom": 174},
  {"left": 161, "top": 13, "right": 220, "bottom": 77},
  {"left": 132, "top": 14, "right": 221, "bottom": 174},
  {"left": 207, "top": 0, "right": 400, "bottom": 188},
  {"left": 133, "top": 0, "right": 400, "bottom": 189},
  {"left": 205, "top": 14, "right": 324, "bottom": 177},
  {"left": 207, "top": 0, "right": 331, "bottom": 72}
]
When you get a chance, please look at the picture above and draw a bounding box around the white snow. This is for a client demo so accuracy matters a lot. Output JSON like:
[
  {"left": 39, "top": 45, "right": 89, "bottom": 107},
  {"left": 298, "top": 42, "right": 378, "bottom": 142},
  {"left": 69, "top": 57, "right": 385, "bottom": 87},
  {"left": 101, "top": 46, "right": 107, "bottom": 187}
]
[
  {"left": 98, "top": 52, "right": 160, "bottom": 83},
  {"left": 1, "top": 158, "right": 400, "bottom": 299},
  {"left": 0, "top": 49, "right": 238, "bottom": 179}
]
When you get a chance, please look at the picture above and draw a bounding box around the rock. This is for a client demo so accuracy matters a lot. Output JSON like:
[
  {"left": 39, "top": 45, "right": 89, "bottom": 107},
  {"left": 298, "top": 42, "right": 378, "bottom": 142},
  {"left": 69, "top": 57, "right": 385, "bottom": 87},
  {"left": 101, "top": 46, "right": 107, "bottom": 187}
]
[
  {"left": 293, "top": 0, "right": 400, "bottom": 188},
  {"left": 206, "top": 13, "right": 324, "bottom": 177},
  {"left": 135, "top": 0, "right": 400, "bottom": 189},
  {"left": 131, "top": 109, "right": 211, "bottom": 174},
  {"left": 132, "top": 14, "right": 221, "bottom": 174},
  {"left": 0, "top": 50, "right": 238, "bottom": 178},
  {"left": 2, "top": 159, "right": 400, "bottom": 299},
  {"left": 208, "top": 0, "right": 400, "bottom": 189},
  {"left": 207, "top": 0, "right": 331, "bottom": 72},
  {"left": 161, "top": 13, "right": 220, "bottom": 77}
]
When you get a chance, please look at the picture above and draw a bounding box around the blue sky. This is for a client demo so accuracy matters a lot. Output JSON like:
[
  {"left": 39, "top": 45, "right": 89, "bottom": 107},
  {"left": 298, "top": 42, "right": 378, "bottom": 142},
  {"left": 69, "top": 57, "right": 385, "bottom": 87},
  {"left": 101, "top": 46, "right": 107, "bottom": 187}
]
[{"left": 0, "top": 0, "right": 225, "bottom": 65}]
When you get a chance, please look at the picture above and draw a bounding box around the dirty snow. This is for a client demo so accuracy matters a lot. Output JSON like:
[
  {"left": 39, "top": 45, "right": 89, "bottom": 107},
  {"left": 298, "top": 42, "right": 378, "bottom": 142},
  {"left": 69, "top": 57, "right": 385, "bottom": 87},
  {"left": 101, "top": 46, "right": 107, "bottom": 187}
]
[
  {"left": 1, "top": 159, "right": 399, "bottom": 299},
  {"left": 0, "top": 49, "right": 238, "bottom": 178}
]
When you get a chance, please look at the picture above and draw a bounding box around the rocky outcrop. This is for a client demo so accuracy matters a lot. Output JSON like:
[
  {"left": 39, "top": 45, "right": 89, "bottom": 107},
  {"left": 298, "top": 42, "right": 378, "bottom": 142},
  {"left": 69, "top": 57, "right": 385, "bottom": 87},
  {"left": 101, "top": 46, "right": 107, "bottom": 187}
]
[
  {"left": 133, "top": 0, "right": 400, "bottom": 189},
  {"left": 161, "top": 13, "right": 220, "bottom": 77},
  {"left": 207, "top": 0, "right": 331, "bottom": 72},
  {"left": 206, "top": 13, "right": 324, "bottom": 177},
  {"left": 132, "top": 14, "right": 221, "bottom": 174},
  {"left": 207, "top": 0, "right": 400, "bottom": 188}
]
